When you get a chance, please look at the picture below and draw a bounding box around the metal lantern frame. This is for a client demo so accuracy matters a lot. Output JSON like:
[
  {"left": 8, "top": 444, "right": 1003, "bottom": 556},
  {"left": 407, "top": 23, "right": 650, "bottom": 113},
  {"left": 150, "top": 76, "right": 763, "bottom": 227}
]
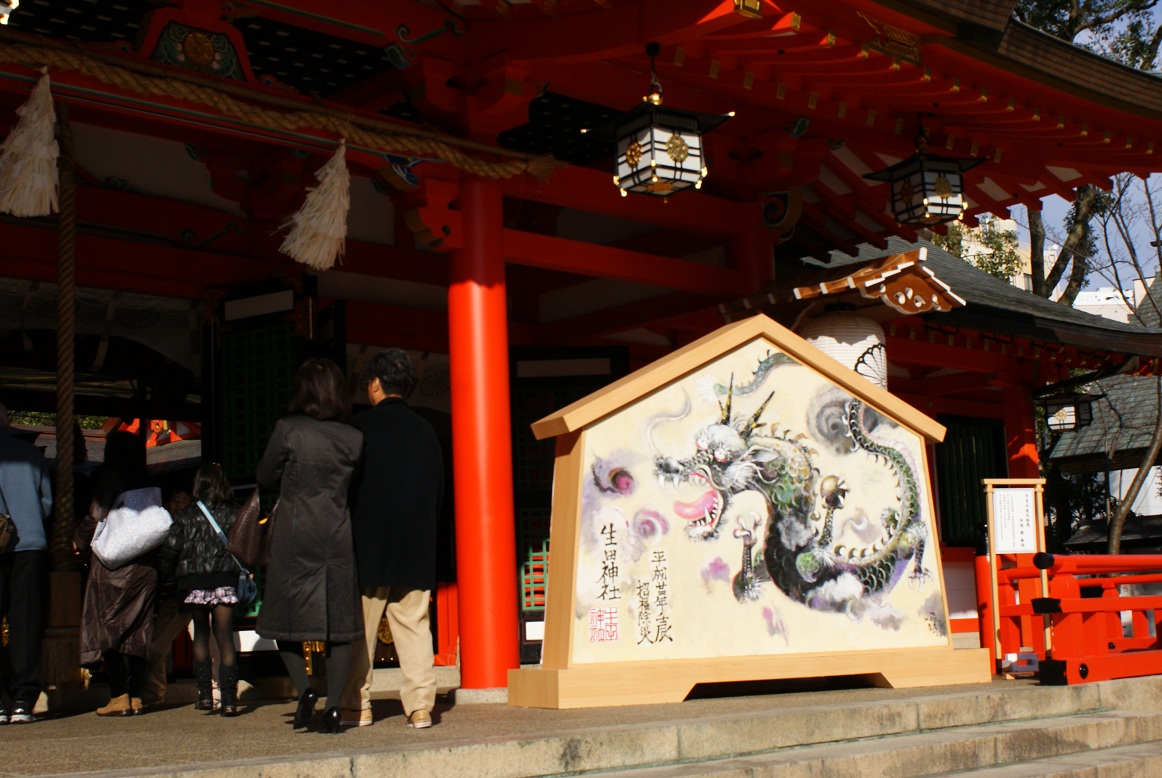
[
  {"left": 612, "top": 42, "right": 730, "bottom": 198},
  {"left": 614, "top": 102, "right": 727, "bottom": 197},
  {"left": 1039, "top": 393, "right": 1097, "bottom": 432},
  {"left": 865, "top": 124, "right": 984, "bottom": 226}
]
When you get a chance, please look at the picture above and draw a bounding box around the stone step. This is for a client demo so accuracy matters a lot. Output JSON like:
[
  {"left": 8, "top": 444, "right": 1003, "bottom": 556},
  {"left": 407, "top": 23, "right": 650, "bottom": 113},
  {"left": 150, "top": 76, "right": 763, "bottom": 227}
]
[
  {"left": 14, "top": 677, "right": 1162, "bottom": 777},
  {"left": 569, "top": 711, "right": 1162, "bottom": 778},
  {"left": 934, "top": 740, "right": 1162, "bottom": 777}
]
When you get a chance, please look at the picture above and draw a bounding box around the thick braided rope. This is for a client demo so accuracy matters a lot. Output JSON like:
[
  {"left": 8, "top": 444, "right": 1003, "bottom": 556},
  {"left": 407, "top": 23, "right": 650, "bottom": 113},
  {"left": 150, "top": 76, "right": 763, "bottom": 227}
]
[
  {"left": 1, "top": 42, "right": 561, "bottom": 181},
  {"left": 52, "top": 104, "right": 79, "bottom": 571}
]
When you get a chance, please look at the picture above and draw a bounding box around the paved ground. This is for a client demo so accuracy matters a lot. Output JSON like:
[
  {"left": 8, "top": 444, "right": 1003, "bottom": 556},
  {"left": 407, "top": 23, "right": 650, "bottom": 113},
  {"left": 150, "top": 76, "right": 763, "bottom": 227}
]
[{"left": 0, "top": 677, "right": 1026, "bottom": 777}]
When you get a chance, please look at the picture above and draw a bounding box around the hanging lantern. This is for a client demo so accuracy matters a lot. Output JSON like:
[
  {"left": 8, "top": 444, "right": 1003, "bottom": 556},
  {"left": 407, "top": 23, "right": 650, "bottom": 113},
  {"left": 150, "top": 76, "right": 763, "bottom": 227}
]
[
  {"left": 0, "top": 0, "right": 18, "bottom": 26},
  {"left": 797, "top": 309, "right": 888, "bottom": 389},
  {"left": 613, "top": 42, "right": 730, "bottom": 198},
  {"left": 865, "top": 120, "right": 983, "bottom": 226},
  {"left": 1037, "top": 393, "right": 1096, "bottom": 432}
]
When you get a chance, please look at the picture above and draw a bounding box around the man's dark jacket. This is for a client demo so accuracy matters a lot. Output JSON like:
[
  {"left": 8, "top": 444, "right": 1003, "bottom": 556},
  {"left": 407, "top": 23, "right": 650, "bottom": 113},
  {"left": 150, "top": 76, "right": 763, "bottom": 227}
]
[{"left": 350, "top": 398, "right": 444, "bottom": 591}]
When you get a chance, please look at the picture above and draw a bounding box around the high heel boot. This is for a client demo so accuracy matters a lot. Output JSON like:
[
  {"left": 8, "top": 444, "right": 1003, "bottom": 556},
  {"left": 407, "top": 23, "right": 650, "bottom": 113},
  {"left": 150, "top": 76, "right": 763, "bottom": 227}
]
[
  {"left": 318, "top": 706, "right": 341, "bottom": 734},
  {"left": 219, "top": 664, "right": 240, "bottom": 717},
  {"left": 292, "top": 687, "right": 317, "bottom": 729},
  {"left": 193, "top": 661, "right": 215, "bottom": 711}
]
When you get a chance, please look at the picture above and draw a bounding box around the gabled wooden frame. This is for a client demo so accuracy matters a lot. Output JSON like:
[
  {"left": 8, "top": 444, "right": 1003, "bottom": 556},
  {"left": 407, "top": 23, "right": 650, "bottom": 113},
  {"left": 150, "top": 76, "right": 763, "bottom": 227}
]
[{"left": 509, "top": 315, "right": 991, "bottom": 708}]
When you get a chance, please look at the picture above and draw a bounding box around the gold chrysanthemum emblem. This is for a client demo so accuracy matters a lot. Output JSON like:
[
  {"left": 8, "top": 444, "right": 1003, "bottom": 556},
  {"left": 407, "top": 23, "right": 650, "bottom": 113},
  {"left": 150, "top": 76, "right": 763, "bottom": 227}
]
[
  {"left": 183, "top": 31, "right": 216, "bottom": 68},
  {"left": 666, "top": 134, "right": 689, "bottom": 163},
  {"left": 899, "top": 180, "right": 916, "bottom": 203},
  {"left": 625, "top": 140, "right": 643, "bottom": 168},
  {"left": 933, "top": 175, "right": 952, "bottom": 199}
]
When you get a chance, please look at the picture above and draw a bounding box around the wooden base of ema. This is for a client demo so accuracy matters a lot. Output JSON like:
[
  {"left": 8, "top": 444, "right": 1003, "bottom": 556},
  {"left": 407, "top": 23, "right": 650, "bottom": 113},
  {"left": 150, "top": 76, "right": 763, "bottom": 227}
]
[{"left": 508, "top": 647, "right": 992, "bottom": 709}]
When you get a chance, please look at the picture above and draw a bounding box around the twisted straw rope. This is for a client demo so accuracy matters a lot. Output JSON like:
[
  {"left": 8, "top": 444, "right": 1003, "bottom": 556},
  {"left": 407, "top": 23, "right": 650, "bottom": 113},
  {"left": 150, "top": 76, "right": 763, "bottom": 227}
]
[
  {"left": 1, "top": 41, "right": 562, "bottom": 181},
  {"left": 52, "top": 104, "right": 79, "bottom": 571}
]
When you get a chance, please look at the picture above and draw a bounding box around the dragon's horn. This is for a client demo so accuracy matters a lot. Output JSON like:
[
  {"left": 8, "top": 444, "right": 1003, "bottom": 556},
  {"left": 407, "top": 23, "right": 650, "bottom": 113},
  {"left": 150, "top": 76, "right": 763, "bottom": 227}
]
[
  {"left": 719, "top": 374, "right": 735, "bottom": 424},
  {"left": 744, "top": 391, "right": 776, "bottom": 435}
]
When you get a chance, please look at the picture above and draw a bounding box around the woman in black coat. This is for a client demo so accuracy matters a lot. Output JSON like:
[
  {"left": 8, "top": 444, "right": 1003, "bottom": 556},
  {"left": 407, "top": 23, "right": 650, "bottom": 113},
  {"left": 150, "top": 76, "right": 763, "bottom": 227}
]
[
  {"left": 159, "top": 463, "right": 243, "bottom": 716},
  {"left": 256, "top": 358, "right": 362, "bottom": 734}
]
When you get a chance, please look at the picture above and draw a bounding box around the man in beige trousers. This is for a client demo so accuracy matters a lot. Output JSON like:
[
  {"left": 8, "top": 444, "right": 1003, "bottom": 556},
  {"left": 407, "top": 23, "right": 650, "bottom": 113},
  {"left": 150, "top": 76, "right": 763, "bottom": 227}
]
[{"left": 341, "top": 349, "right": 444, "bottom": 729}]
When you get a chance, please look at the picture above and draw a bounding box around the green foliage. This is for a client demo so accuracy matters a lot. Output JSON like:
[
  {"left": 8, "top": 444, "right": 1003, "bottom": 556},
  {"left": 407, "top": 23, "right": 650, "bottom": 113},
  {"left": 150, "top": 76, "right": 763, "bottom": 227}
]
[
  {"left": 932, "top": 217, "right": 1023, "bottom": 280},
  {"left": 8, "top": 412, "right": 105, "bottom": 429},
  {"left": 1044, "top": 465, "right": 1108, "bottom": 550},
  {"left": 1016, "top": 0, "right": 1162, "bottom": 71},
  {"left": 930, "top": 222, "right": 965, "bottom": 257}
]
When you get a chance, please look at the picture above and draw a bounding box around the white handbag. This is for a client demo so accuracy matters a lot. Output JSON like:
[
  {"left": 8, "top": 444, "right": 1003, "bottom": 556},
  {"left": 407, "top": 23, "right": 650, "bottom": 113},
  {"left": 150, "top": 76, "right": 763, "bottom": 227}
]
[{"left": 91, "top": 487, "right": 173, "bottom": 569}]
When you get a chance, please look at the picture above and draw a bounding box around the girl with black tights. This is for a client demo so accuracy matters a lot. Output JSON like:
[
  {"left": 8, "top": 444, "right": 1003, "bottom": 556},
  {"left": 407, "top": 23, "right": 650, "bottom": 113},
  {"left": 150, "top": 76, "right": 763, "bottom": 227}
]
[{"left": 159, "top": 463, "right": 244, "bottom": 715}]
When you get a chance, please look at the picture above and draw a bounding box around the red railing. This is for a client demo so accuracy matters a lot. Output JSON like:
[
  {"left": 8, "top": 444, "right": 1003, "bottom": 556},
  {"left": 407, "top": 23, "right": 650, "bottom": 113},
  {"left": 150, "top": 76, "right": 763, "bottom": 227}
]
[
  {"left": 992, "top": 556, "right": 1050, "bottom": 673},
  {"left": 1000, "top": 553, "right": 1162, "bottom": 684}
]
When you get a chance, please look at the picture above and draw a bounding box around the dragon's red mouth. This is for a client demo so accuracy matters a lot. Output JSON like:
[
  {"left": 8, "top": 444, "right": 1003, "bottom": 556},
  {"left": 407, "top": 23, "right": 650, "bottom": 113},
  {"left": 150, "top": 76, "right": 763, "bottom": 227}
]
[{"left": 673, "top": 474, "right": 723, "bottom": 533}]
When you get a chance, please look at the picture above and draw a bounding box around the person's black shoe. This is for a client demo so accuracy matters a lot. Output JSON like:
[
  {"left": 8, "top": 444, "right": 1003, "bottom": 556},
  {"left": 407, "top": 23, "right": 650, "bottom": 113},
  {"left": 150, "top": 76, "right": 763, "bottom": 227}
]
[
  {"left": 292, "top": 687, "right": 317, "bottom": 729},
  {"left": 0, "top": 702, "right": 9, "bottom": 725},
  {"left": 318, "top": 706, "right": 341, "bottom": 734}
]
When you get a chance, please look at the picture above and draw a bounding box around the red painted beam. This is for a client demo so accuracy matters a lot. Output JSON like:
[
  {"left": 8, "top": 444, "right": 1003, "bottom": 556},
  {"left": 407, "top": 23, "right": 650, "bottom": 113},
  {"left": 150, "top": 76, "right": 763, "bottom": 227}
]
[
  {"left": 500, "top": 165, "right": 751, "bottom": 239},
  {"left": 344, "top": 300, "right": 449, "bottom": 352},
  {"left": 2, "top": 220, "right": 274, "bottom": 299},
  {"left": 537, "top": 291, "right": 721, "bottom": 345},
  {"left": 503, "top": 230, "right": 752, "bottom": 297},
  {"left": 457, "top": 0, "right": 746, "bottom": 64}
]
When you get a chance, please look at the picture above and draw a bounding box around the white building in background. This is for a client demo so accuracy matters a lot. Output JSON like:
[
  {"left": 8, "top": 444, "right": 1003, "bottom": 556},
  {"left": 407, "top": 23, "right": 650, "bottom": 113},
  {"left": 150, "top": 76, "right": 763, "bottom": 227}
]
[
  {"left": 1073, "top": 288, "right": 1136, "bottom": 323},
  {"left": 1072, "top": 279, "right": 1160, "bottom": 324}
]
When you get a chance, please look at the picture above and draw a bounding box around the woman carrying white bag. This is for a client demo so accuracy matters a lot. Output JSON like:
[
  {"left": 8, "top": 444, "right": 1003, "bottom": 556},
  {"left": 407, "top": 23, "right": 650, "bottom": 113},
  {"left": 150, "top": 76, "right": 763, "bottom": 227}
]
[{"left": 73, "top": 431, "right": 168, "bottom": 717}]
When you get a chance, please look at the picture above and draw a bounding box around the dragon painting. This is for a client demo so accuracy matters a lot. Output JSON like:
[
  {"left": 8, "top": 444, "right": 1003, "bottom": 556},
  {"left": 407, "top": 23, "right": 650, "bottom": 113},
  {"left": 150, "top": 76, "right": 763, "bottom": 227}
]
[{"left": 653, "top": 352, "right": 929, "bottom": 620}]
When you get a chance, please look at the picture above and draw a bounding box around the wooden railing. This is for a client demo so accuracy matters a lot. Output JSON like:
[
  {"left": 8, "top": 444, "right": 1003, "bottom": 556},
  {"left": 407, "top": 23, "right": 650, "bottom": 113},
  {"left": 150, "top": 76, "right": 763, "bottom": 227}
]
[{"left": 998, "top": 553, "right": 1162, "bottom": 684}]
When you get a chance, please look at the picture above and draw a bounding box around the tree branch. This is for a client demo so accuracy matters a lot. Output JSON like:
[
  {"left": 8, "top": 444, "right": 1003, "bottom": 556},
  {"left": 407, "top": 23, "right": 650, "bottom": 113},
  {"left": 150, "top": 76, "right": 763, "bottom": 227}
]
[
  {"left": 1108, "top": 378, "right": 1162, "bottom": 553},
  {"left": 1029, "top": 209, "right": 1047, "bottom": 297},
  {"left": 1045, "top": 185, "right": 1099, "bottom": 297}
]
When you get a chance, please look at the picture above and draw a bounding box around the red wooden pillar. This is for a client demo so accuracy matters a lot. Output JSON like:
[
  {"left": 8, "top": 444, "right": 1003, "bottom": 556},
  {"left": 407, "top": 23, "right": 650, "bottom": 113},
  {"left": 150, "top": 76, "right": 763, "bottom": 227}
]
[
  {"left": 731, "top": 208, "right": 774, "bottom": 293},
  {"left": 977, "top": 385, "right": 1041, "bottom": 668},
  {"left": 1003, "top": 385, "right": 1040, "bottom": 478},
  {"left": 448, "top": 176, "right": 521, "bottom": 689}
]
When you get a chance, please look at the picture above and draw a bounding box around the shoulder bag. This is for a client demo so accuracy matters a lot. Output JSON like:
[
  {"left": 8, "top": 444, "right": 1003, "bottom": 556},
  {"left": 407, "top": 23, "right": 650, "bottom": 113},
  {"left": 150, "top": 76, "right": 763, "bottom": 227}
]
[
  {"left": 91, "top": 487, "right": 172, "bottom": 569},
  {"left": 196, "top": 500, "right": 258, "bottom": 606},
  {"left": 226, "top": 488, "right": 272, "bottom": 568}
]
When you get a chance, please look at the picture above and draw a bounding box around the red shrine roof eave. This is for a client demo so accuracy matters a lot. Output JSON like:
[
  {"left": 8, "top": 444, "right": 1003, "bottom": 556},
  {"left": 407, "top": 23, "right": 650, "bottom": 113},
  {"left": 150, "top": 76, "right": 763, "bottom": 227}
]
[
  {"left": 469, "top": 9, "right": 1162, "bottom": 241},
  {"left": 6, "top": 0, "right": 1162, "bottom": 272}
]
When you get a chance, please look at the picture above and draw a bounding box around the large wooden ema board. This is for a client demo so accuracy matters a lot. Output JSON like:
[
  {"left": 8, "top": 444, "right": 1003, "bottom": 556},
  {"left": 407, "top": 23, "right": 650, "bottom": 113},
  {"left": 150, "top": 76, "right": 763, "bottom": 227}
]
[{"left": 508, "top": 315, "right": 991, "bottom": 708}]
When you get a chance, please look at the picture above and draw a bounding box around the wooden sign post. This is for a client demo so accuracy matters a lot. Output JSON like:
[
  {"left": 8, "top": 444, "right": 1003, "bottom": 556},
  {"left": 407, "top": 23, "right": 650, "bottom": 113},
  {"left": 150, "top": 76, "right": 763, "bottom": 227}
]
[{"left": 983, "top": 478, "right": 1048, "bottom": 674}]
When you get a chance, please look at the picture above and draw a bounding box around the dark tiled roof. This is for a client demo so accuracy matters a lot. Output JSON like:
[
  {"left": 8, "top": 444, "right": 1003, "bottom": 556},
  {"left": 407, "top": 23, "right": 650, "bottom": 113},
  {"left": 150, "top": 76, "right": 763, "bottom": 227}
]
[
  {"left": 1064, "top": 515, "right": 1162, "bottom": 550},
  {"left": 993, "top": 22, "right": 1162, "bottom": 117},
  {"left": 817, "top": 238, "right": 1162, "bottom": 359},
  {"left": 1048, "top": 276, "right": 1162, "bottom": 467},
  {"left": 901, "top": 0, "right": 1017, "bottom": 32},
  {"left": 902, "top": 2, "right": 1162, "bottom": 116},
  {"left": 1048, "top": 374, "right": 1161, "bottom": 467}
]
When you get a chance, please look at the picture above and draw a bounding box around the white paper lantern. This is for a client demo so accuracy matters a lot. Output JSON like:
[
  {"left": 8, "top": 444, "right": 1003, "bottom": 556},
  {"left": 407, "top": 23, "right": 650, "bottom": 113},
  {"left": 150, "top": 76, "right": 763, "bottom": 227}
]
[{"left": 797, "top": 311, "right": 887, "bottom": 389}]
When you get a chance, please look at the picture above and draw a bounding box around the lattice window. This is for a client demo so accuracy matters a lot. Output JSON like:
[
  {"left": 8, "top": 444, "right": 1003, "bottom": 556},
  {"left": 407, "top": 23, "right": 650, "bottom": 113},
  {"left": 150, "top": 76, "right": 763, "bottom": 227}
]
[
  {"left": 518, "top": 506, "right": 552, "bottom": 611},
  {"left": 935, "top": 416, "right": 1009, "bottom": 547},
  {"left": 220, "top": 322, "right": 295, "bottom": 480}
]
